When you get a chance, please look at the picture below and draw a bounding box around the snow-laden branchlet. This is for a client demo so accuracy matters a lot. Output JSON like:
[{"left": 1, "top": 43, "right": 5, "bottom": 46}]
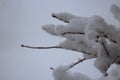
[
  {"left": 94, "top": 37, "right": 120, "bottom": 76},
  {"left": 43, "top": 5, "right": 120, "bottom": 76},
  {"left": 21, "top": 3, "right": 120, "bottom": 80},
  {"left": 41, "top": 6, "right": 120, "bottom": 77},
  {"left": 97, "top": 64, "right": 120, "bottom": 80}
]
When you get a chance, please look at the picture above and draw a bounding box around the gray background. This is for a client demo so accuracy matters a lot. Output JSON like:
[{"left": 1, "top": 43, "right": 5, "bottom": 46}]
[{"left": 0, "top": 0, "right": 120, "bottom": 80}]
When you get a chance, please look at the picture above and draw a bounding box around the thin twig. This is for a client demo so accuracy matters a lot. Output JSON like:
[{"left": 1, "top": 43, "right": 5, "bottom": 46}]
[
  {"left": 50, "top": 58, "right": 86, "bottom": 71},
  {"left": 113, "top": 56, "right": 120, "bottom": 64},
  {"left": 21, "top": 44, "right": 96, "bottom": 56},
  {"left": 104, "top": 35, "right": 117, "bottom": 43},
  {"left": 21, "top": 44, "right": 62, "bottom": 49},
  {"left": 62, "top": 32, "right": 85, "bottom": 35},
  {"left": 70, "top": 58, "right": 86, "bottom": 68},
  {"left": 52, "top": 14, "right": 69, "bottom": 23},
  {"left": 101, "top": 42, "right": 110, "bottom": 56}
]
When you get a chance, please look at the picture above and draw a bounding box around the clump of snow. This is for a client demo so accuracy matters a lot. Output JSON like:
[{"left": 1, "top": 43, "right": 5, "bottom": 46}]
[
  {"left": 40, "top": 3, "right": 120, "bottom": 80},
  {"left": 97, "top": 64, "right": 120, "bottom": 80},
  {"left": 94, "top": 37, "right": 120, "bottom": 76},
  {"left": 110, "top": 65, "right": 120, "bottom": 80},
  {"left": 42, "top": 24, "right": 56, "bottom": 35},
  {"left": 85, "top": 15, "right": 105, "bottom": 40},
  {"left": 111, "top": 4, "right": 120, "bottom": 23},
  {"left": 52, "top": 65, "right": 92, "bottom": 80}
]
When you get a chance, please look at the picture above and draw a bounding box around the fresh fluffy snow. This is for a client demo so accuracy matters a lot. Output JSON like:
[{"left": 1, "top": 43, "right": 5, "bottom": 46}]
[
  {"left": 53, "top": 65, "right": 92, "bottom": 80},
  {"left": 41, "top": 3, "right": 120, "bottom": 80}
]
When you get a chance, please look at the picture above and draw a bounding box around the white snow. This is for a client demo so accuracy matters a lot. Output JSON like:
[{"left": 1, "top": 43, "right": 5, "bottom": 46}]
[
  {"left": 42, "top": 24, "right": 57, "bottom": 35},
  {"left": 41, "top": 3, "right": 120, "bottom": 80},
  {"left": 111, "top": 4, "right": 120, "bottom": 23},
  {"left": 53, "top": 65, "right": 92, "bottom": 80}
]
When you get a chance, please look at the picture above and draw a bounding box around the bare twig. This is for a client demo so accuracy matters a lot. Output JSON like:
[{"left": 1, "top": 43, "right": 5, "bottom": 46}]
[
  {"left": 50, "top": 58, "right": 86, "bottom": 71},
  {"left": 70, "top": 58, "right": 86, "bottom": 68},
  {"left": 104, "top": 35, "right": 117, "bottom": 43},
  {"left": 52, "top": 14, "right": 69, "bottom": 23},
  {"left": 113, "top": 56, "right": 120, "bottom": 64},
  {"left": 62, "top": 32, "right": 85, "bottom": 35},
  {"left": 21, "top": 44, "right": 62, "bottom": 49},
  {"left": 101, "top": 42, "right": 110, "bottom": 56},
  {"left": 21, "top": 44, "right": 96, "bottom": 57}
]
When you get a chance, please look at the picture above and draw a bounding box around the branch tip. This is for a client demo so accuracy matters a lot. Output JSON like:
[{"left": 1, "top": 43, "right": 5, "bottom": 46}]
[
  {"left": 70, "top": 58, "right": 86, "bottom": 68},
  {"left": 50, "top": 67, "right": 55, "bottom": 70},
  {"left": 21, "top": 44, "right": 25, "bottom": 47}
]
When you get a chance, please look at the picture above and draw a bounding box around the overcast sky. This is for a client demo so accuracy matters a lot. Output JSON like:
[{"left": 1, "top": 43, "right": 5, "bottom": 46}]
[{"left": 0, "top": 0, "right": 120, "bottom": 80}]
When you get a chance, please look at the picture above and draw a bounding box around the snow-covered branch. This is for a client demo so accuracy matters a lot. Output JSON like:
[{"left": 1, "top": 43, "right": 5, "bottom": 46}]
[{"left": 22, "top": 4, "right": 120, "bottom": 80}]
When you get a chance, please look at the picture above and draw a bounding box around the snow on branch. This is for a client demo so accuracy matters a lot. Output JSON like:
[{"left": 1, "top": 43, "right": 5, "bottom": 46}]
[{"left": 22, "top": 4, "right": 120, "bottom": 79}]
